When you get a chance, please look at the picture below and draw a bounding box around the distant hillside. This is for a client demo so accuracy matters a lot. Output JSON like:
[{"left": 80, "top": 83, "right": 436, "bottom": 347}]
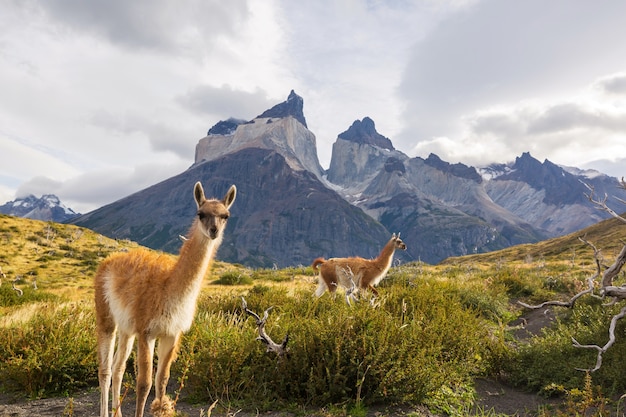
[
  {"left": 0, "top": 214, "right": 239, "bottom": 302},
  {"left": 0, "top": 214, "right": 137, "bottom": 301},
  {"left": 71, "top": 148, "right": 393, "bottom": 268},
  {"left": 440, "top": 211, "right": 626, "bottom": 266}
]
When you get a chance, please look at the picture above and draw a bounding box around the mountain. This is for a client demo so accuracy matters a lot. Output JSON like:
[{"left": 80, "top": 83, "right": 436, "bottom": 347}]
[
  {"left": 481, "top": 152, "right": 626, "bottom": 236},
  {"left": 0, "top": 194, "right": 79, "bottom": 223},
  {"left": 326, "top": 118, "right": 546, "bottom": 262},
  {"left": 72, "top": 93, "right": 394, "bottom": 268},
  {"left": 70, "top": 92, "right": 626, "bottom": 267},
  {"left": 194, "top": 90, "right": 323, "bottom": 180}
]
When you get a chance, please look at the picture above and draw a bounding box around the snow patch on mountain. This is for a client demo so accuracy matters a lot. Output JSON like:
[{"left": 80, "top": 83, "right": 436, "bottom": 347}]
[{"left": 0, "top": 194, "right": 79, "bottom": 222}]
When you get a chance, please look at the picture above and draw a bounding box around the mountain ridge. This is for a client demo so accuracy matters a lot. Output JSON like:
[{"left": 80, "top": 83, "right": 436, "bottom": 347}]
[
  {"left": 0, "top": 194, "right": 79, "bottom": 223},
  {"left": 61, "top": 90, "right": 626, "bottom": 266}
]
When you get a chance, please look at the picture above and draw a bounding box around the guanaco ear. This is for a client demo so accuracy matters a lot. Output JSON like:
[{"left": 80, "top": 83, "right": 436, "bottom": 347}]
[
  {"left": 194, "top": 182, "right": 205, "bottom": 208},
  {"left": 223, "top": 184, "right": 237, "bottom": 209}
]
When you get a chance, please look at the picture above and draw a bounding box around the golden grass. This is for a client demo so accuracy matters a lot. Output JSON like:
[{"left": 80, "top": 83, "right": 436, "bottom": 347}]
[
  {"left": 0, "top": 214, "right": 317, "bottom": 306},
  {"left": 440, "top": 213, "right": 626, "bottom": 266},
  {"left": 0, "top": 216, "right": 140, "bottom": 309}
]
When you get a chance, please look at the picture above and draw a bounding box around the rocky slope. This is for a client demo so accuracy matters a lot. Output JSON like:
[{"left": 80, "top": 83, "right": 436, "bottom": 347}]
[
  {"left": 326, "top": 119, "right": 546, "bottom": 261},
  {"left": 73, "top": 146, "right": 394, "bottom": 268},
  {"left": 482, "top": 152, "right": 625, "bottom": 236},
  {"left": 194, "top": 90, "right": 324, "bottom": 180}
]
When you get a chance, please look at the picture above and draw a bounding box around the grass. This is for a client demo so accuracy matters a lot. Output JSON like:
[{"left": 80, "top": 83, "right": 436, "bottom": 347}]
[{"left": 1, "top": 213, "right": 626, "bottom": 416}]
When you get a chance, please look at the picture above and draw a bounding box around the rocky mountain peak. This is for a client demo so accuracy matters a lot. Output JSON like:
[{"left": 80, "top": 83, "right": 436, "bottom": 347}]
[
  {"left": 256, "top": 90, "right": 307, "bottom": 127},
  {"left": 424, "top": 153, "right": 482, "bottom": 183},
  {"left": 0, "top": 194, "right": 79, "bottom": 222},
  {"left": 207, "top": 118, "right": 247, "bottom": 136},
  {"left": 492, "top": 152, "right": 589, "bottom": 206},
  {"left": 195, "top": 91, "right": 323, "bottom": 180},
  {"left": 513, "top": 152, "right": 543, "bottom": 172},
  {"left": 338, "top": 117, "right": 394, "bottom": 150}
]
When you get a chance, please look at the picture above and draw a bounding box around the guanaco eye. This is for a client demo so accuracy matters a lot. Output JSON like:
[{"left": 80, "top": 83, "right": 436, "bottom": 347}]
[
  {"left": 221, "top": 214, "right": 229, "bottom": 220},
  {"left": 197, "top": 211, "right": 206, "bottom": 219}
]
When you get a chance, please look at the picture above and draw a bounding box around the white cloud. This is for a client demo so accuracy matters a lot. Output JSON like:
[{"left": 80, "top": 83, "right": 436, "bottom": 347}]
[
  {"left": 2, "top": 0, "right": 626, "bottom": 214},
  {"left": 410, "top": 74, "right": 626, "bottom": 170},
  {"left": 397, "top": 0, "right": 626, "bottom": 154},
  {"left": 0, "top": 134, "right": 81, "bottom": 184},
  {"left": 177, "top": 85, "right": 273, "bottom": 121},
  {"left": 19, "top": 0, "right": 250, "bottom": 53},
  {"left": 592, "top": 72, "right": 626, "bottom": 96}
]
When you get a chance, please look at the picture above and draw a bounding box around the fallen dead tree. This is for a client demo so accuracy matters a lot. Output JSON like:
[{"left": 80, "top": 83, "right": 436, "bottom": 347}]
[{"left": 519, "top": 177, "right": 626, "bottom": 372}]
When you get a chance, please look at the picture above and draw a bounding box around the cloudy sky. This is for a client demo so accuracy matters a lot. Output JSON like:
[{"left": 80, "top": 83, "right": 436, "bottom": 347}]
[{"left": 2, "top": 0, "right": 626, "bottom": 213}]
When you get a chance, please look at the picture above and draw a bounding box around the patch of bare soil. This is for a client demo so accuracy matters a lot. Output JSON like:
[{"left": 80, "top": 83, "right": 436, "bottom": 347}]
[
  {"left": 0, "top": 378, "right": 559, "bottom": 417},
  {"left": 0, "top": 390, "right": 440, "bottom": 417},
  {"left": 470, "top": 304, "right": 560, "bottom": 416},
  {"left": 473, "top": 377, "right": 560, "bottom": 417}
]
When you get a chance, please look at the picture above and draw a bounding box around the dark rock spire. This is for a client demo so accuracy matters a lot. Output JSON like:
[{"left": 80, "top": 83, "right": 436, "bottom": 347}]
[
  {"left": 257, "top": 90, "right": 307, "bottom": 127},
  {"left": 338, "top": 117, "right": 394, "bottom": 150}
]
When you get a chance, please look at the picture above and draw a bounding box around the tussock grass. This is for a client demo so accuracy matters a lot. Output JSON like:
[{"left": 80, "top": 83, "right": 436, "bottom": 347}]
[{"left": 0, "top": 301, "right": 97, "bottom": 397}]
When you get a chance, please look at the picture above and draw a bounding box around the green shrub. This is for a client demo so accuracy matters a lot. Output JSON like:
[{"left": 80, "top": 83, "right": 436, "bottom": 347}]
[
  {"left": 0, "top": 284, "right": 58, "bottom": 307},
  {"left": 213, "top": 271, "right": 253, "bottom": 286},
  {"left": 0, "top": 302, "right": 97, "bottom": 397},
  {"left": 250, "top": 268, "right": 294, "bottom": 282},
  {"left": 178, "top": 283, "right": 507, "bottom": 412},
  {"left": 505, "top": 300, "right": 626, "bottom": 397}
]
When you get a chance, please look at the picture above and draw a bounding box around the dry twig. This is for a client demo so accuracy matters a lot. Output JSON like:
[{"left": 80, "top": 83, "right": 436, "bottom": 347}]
[{"left": 241, "top": 297, "right": 289, "bottom": 357}]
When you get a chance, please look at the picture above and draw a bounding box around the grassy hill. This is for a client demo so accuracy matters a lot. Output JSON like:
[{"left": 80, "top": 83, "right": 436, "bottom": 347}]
[
  {"left": 441, "top": 212, "right": 626, "bottom": 266},
  {"left": 0, "top": 214, "right": 246, "bottom": 304},
  {"left": 1, "top": 213, "right": 626, "bottom": 416},
  {"left": 0, "top": 214, "right": 141, "bottom": 303}
]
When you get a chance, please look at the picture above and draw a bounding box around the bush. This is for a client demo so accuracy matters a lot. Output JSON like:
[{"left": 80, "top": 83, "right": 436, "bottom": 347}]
[
  {"left": 0, "top": 284, "right": 58, "bottom": 307},
  {"left": 505, "top": 300, "right": 626, "bottom": 396},
  {"left": 177, "top": 282, "right": 507, "bottom": 412},
  {"left": 0, "top": 302, "right": 98, "bottom": 397},
  {"left": 213, "top": 271, "right": 253, "bottom": 286}
]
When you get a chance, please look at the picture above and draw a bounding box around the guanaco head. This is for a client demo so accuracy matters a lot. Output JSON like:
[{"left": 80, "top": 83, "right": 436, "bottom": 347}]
[
  {"left": 194, "top": 182, "right": 237, "bottom": 240},
  {"left": 391, "top": 233, "right": 407, "bottom": 251}
]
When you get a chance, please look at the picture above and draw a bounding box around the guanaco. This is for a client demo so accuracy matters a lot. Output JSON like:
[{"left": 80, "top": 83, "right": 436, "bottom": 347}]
[
  {"left": 95, "top": 181, "right": 236, "bottom": 417},
  {"left": 312, "top": 233, "right": 407, "bottom": 299}
]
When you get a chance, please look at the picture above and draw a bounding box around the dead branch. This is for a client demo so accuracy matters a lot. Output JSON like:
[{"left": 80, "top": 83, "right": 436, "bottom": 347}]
[
  {"left": 241, "top": 297, "right": 289, "bottom": 357},
  {"left": 572, "top": 306, "right": 626, "bottom": 372},
  {"left": 517, "top": 277, "right": 595, "bottom": 310},
  {"left": 12, "top": 279, "right": 23, "bottom": 297},
  {"left": 339, "top": 266, "right": 359, "bottom": 306},
  {"left": 582, "top": 181, "right": 626, "bottom": 225},
  {"left": 600, "top": 243, "right": 626, "bottom": 290}
]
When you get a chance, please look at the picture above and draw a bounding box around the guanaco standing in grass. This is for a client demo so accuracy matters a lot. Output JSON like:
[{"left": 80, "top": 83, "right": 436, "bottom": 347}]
[
  {"left": 312, "top": 233, "right": 407, "bottom": 300},
  {"left": 95, "top": 182, "right": 236, "bottom": 417}
]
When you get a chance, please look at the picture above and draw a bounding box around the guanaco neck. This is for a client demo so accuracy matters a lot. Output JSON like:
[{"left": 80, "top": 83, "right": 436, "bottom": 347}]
[
  {"left": 166, "top": 219, "right": 220, "bottom": 295},
  {"left": 374, "top": 238, "right": 397, "bottom": 271}
]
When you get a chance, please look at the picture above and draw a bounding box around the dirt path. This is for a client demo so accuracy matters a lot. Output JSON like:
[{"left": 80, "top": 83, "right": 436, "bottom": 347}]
[
  {"left": 0, "top": 379, "right": 559, "bottom": 417},
  {"left": 0, "top": 390, "right": 439, "bottom": 417}
]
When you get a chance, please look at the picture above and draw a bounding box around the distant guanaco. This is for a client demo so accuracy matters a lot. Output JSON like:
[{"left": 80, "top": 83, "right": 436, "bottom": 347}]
[
  {"left": 312, "top": 233, "right": 407, "bottom": 300},
  {"left": 95, "top": 182, "right": 236, "bottom": 417}
]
